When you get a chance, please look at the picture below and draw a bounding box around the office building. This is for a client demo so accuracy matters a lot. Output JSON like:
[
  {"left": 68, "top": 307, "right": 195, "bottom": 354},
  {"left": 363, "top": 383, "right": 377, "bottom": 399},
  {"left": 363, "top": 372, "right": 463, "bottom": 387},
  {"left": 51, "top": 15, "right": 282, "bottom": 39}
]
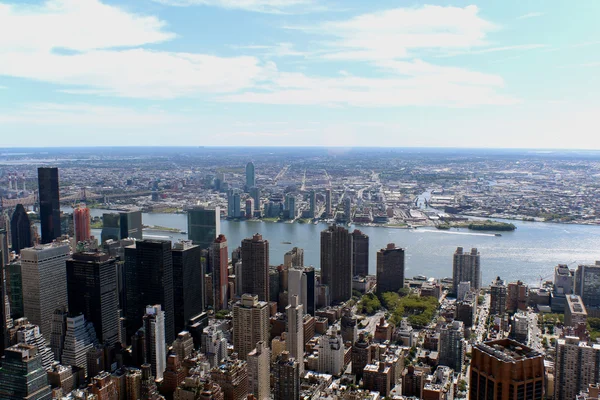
[
  {"left": 246, "top": 162, "right": 255, "bottom": 189},
  {"left": 555, "top": 336, "right": 600, "bottom": 400},
  {"left": 10, "top": 204, "right": 32, "bottom": 254},
  {"left": 247, "top": 341, "right": 269, "bottom": 400},
  {"left": 452, "top": 247, "right": 481, "bottom": 295},
  {"left": 47, "top": 364, "right": 74, "bottom": 395},
  {"left": 143, "top": 305, "right": 167, "bottom": 381},
  {"left": 352, "top": 230, "right": 369, "bottom": 277},
  {"left": 565, "top": 295, "right": 588, "bottom": 327},
  {"left": 457, "top": 281, "right": 471, "bottom": 302},
  {"left": 455, "top": 291, "right": 477, "bottom": 328},
  {"left": 227, "top": 190, "right": 242, "bottom": 219},
  {"left": 172, "top": 240, "right": 204, "bottom": 334},
  {"left": 286, "top": 295, "right": 304, "bottom": 374},
  {"left": 490, "top": 276, "right": 507, "bottom": 316},
  {"left": 245, "top": 199, "right": 254, "bottom": 218},
  {"left": 66, "top": 251, "right": 119, "bottom": 346},
  {"left": 141, "top": 363, "right": 160, "bottom": 399},
  {"left": 352, "top": 333, "right": 372, "bottom": 381},
  {"left": 211, "top": 235, "right": 229, "bottom": 310},
  {"left": 232, "top": 294, "right": 269, "bottom": 361},
  {"left": 325, "top": 189, "right": 332, "bottom": 217},
  {"left": 439, "top": 320, "right": 464, "bottom": 372},
  {"left": 89, "top": 371, "right": 118, "bottom": 400},
  {"left": 308, "top": 190, "right": 316, "bottom": 219},
  {"left": 470, "top": 339, "right": 544, "bottom": 400},
  {"left": 210, "top": 355, "right": 249, "bottom": 400},
  {"left": 320, "top": 225, "right": 353, "bottom": 305},
  {"left": 318, "top": 329, "right": 345, "bottom": 376},
  {"left": 555, "top": 264, "right": 574, "bottom": 295},
  {"left": 100, "top": 211, "right": 143, "bottom": 243},
  {"left": 58, "top": 314, "right": 98, "bottom": 377},
  {"left": 506, "top": 280, "right": 529, "bottom": 312},
  {"left": 5, "top": 261, "right": 23, "bottom": 320},
  {"left": 124, "top": 240, "right": 175, "bottom": 343},
  {"left": 274, "top": 351, "right": 300, "bottom": 400},
  {"left": 288, "top": 267, "right": 311, "bottom": 316},
  {"left": 21, "top": 243, "right": 70, "bottom": 339},
  {"left": 340, "top": 308, "right": 357, "bottom": 344},
  {"left": 100, "top": 213, "right": 121, "bottom": 243},
  {"left": 343, "top": 197, "right": 351, "bottom": 221},
  {"left": 13, "top": 319, "right": 54, "bottom": 371},
  {"left": 575, "top": 263, "right": 600, "bottom": 309},
  {"left": 376, "top": 243, "right": 405, "bottom": 294},
  {"left": 202, "top": 325, "right": 228, "bottom": 367},
  {"left": 0, "top": 229, "right": 7, "bottom": 268},
  {"left": 187, "top": 206, "right": 221, "bottom": 249},
  {"left": 285, "top": 194, "right": 296, "bottom": 220},
  {"left": 284, "top": 247, "right": 304, "bottom": 268},
  {"left": 512, "top": 312, "right": 529, "bottom": 343},
  {"left": 73, "top": 205, "right": 91, "bottom": 243},
  {"left": 249, "top": 187, "right": 261, "bottom": 217},
  {"left": 364, "top": 362, "right": 392, "bottom": 397},
  {"left": 38, "top": 167, "right": 61, "bottom": 244},
  {"left": 0, "top": 344, "right": 52, "bottom": 399},
  {"left": 241, "top": 234, "right": 269, "bottom": 302}
]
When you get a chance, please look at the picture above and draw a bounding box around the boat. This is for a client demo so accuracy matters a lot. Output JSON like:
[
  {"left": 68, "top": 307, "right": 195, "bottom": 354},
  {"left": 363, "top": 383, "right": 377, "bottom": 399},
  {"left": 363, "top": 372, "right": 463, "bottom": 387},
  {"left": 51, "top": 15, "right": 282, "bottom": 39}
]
[
  {"left": 179, "top": 231, "right": 187, "bottom": 235},
  {"left": 494, "top": 233, "right": 502, "bottom": 237},
  {"left": 413, "top": 275, "right": 427, "bottom": 281},
  {"left": 281, "top": 241, "right": 292, "bottom": 244}
]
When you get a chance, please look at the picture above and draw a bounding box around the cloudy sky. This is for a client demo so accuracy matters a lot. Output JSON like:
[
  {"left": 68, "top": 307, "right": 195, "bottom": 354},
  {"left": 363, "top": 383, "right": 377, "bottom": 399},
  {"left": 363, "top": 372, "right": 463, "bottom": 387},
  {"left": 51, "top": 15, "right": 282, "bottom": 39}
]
[{"left": 1, "top": 0, "right": 599, "bottom": 148}]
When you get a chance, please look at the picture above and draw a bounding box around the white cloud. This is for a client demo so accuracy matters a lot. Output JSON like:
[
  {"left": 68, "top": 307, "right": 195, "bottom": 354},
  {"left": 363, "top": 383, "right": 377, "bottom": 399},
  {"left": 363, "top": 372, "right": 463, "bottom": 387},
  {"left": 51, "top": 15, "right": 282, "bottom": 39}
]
[
  {"left": 517, "top": 12, "right": 544, "bottom": 20},
  {"left": 0, "top": 86, "right": 6, "bottom": 89},
  {"left": 152, "top": 0, "right": 316, "bottom": 13}
]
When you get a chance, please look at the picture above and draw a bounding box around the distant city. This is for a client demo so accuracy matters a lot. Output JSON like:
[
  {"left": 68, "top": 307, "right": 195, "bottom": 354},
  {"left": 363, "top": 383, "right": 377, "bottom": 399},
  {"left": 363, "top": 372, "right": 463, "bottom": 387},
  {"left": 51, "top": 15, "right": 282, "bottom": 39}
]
[{"left": 0, "top": 147, "right": 598, "bottom": 400}]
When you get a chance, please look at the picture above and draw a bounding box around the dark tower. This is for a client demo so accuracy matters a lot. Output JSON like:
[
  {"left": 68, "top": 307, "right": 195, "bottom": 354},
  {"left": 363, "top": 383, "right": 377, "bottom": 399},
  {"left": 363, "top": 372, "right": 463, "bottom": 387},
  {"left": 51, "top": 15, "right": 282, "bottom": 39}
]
[
  {"left": 125, "top": 240, "right": 175, "bottom": 343},
  {"left": 320, "top": 225, "right": 353, "bottom": 305},
  {"left": 37, "top": 167, "right": 61, "bottom": 244},
  {"left": 10, "top": 204, "right": 32, "bottom": 254},
  {"left": 241, "top": 234, "right": 269, "bottom": 302},
  {"left": 171, "top": 241, "right": 203, "bottom": 334},
  {"left": 376, "top": 243, "right": 405, "bottom": 294},
  {"left": 351, "top": 229, "right": 369, "bottom": 277},
  {"left": 66, "top": 251, "right": 119, "bottom": 346}
]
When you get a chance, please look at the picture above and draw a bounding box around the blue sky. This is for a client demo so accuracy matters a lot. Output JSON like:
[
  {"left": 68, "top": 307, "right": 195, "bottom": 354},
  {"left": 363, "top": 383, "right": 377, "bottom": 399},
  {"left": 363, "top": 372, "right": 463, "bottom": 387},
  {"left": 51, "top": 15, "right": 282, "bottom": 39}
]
[{"left": 1, "top": 0, "right": 599, "bottom": 148}]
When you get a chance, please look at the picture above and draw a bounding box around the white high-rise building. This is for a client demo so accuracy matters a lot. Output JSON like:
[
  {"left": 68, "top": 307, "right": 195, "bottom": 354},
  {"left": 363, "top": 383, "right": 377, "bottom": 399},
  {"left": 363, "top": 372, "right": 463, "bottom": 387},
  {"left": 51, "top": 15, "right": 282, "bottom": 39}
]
[
  {"left": 60, "top": 314, "right": 98, "bottom": 377},
  {"left": 143, "top": 305, "right": 166, "bottom": 381},
  {"left": 21, "top": 243, "right": 70, "bottom": 340},
  {"left": 288, "top": 268, "right": 308, "bottom": 312},
  {"left": 286, "top": 295, "right": 304, "bottom": 374},
  {"left": 247, "top": 341, "right": 270, "bottom": 400},
  {"left": 13, "top": 318, "right": 54, "bottom": 371},
  {"left": 318, "top": 328, "right": 345, "bottom": 376},
  {"left": 202, "top": 326, "right": 228, "bottom": 367}
]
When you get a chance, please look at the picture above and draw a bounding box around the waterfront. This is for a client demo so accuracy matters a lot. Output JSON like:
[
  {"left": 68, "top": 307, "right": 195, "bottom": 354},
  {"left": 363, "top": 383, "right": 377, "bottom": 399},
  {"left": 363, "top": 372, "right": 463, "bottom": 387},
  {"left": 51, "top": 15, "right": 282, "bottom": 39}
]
[{"left": 68, "top": 207, "right": 600, "bottom": 286}]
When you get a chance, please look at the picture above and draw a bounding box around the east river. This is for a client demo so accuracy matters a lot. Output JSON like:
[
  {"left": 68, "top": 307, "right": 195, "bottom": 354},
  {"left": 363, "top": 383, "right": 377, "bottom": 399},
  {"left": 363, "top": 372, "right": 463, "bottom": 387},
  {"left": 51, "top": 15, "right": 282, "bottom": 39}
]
[{"left": 62, "top": 207, "right": 600, "bottom": 287}]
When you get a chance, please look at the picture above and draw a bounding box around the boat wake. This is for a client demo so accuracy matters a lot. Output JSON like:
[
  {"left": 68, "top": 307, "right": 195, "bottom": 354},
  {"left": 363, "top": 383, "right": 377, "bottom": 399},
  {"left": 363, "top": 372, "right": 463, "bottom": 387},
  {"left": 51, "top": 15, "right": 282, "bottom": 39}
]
[{"left": 418, "top": 230, "right": 497, "bottom": 238}]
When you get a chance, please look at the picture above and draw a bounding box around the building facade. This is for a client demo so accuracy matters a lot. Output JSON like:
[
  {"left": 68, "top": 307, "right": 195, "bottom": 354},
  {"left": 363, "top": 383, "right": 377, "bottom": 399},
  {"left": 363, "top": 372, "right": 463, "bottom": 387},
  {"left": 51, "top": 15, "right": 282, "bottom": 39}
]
[
  {"left": 376, "top": 243, "right": 405, "bottom": 294},
  {"left": 10, "top": 204, "right": 32, "bottom": 254},
  {"left": 172, "top": 240, "right": 204, "bottom": 334},
  {"left": 320, "top": 225, "right": 353, "bottom": 305},
  {"left": 352, "top": 230, "right": 369, "bottom": 277},
  {"left": 452, "top": 247, "right": 481, "bottom": 295},
  {"left": 232, "top": 294, "right": 269, "bottom": 361},
  {"left": 187, "top": 206, "right": 221, "bottom": 249},
  {"left": 38, "top": 167, "right": 61, "bottom": 244},
  {"left": 241, "top": 234, "right": 269, "bottom": 302}
]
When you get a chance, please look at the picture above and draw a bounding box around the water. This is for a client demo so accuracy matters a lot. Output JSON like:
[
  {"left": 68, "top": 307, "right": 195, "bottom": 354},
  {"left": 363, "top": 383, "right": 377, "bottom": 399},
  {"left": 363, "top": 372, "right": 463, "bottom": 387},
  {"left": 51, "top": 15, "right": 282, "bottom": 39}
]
[{"left": 65, "top": 207, "right": 600, "bottom": 286}]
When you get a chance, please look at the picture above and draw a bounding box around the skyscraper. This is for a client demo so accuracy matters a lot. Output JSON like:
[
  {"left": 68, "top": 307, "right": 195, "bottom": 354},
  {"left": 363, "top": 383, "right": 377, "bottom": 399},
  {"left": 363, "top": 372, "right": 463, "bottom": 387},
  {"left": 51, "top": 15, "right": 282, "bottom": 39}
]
[
  {"left": 37, "top": 167, "right": 61, "bottom": 244},
  {"left": 555, "top": 336, "right": 600, "bottom": 400},
  {"left": 246, "top": 162, "right": 255, "bottom": 189},
  {"left": 100, "top": 213, "right": 121, "bottom": 243},
  {"left": 232, "top": 294, "right": 269, "bottom": 361},
  {"left": 227, "top": 189, "right": 242, "bottom": 218},
  {"left": 143, "top": 305, "right": 167, "bottom": 381},
  {"left": 247, "top": 341, "right": 270, "bottom": 400},
  {"left": 288, "top": 268, "right": 308, "bottom": 315},
  {"left": 575, "top": 262, "right": 600, "bottom": 309},
  {"left": 73, "top": 204, "right": 91, "bottom": 243},
  {"left": 249, "top": 187, "right": 261, "bottom": 217},
  {"left": 286, "top": 295, "right": 304, "bottom": 374},
  {"left": 284, "top": 247, "right": 304, "bottom": 268},
  {"left": 285, "top": 194, "right": 296, "bottom": 220},
  {"left": 210, "top": 355, "right": 249, "bottom": 400},
  {"left": 66, "top": 251, "right": 119, "bottom": 346},
  {"left": 119, "top": 211, "right": 143, "bottom": 240},
  {"left": 187, "top": 206, "right": 221, "bottom": 249},
  {"left": 351, "top": 229, "right": 369, "bottom": 277},
  {"left": 241, "top": 234, "right": 269, "bottom": 302},
  {"left": 325, "top": 189, "right": 332, "bottom": 217},
  {"left": 124, "top": 240, "right": 175, "bottom": 343},
  {"left": 274, "top": 351, "right": 300, "bottom": 400},
  {"left": 376, "top": 243, "right": 405, "bottom": 294},
  {"left": 57, "top": 313, "right": 98, "bottom": 376},
  {"left": 309, "top": 190, "right": 316, "bottom": 219},
  {"left": 470, "top": 339, "right": 544, "bottom": 400},
  {"left": 21, "top": 243, "right": 70, "bottom": 340},
  {"left": 452, "top": 247, "right": 481, "bottom": 295},
  {"left": 13, "top": 319, "right": 54, "bottom": 371},
  {"left": 439, "top": 320, "right": 464, "bottom": 372},
  {"left": 0, "top": 344, "right": 52, "bottom": 400},
  {"left": 172, "top": 240, "right": 204, "bottom": 334},
  {"left": 490, "top": 276, "right": 507, "bottom": 316},
  {"left": 320, "top": 225, "right": 353, "bottom": 305},
  {"left": 211, "top": 234, "right": 229, "bottom": 310},
  {"left": 10, "top": 204, "right": 32, "bottom": 254}
]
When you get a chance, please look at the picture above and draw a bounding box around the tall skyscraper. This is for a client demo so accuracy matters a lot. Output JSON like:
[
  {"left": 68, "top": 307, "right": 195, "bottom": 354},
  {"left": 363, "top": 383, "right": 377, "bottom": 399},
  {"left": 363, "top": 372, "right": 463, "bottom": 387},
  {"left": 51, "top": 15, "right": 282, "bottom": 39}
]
[
  {"left": 100, "top": 213, "right": 121, "bottom": 243},
  {"left": 57, "top": 313, "right": 98, "bottom": 376},
  {"left": 21, "top": 243, "right": 70, "bottom": 340},
  {"left": 309, "top": 190, "right": 316, "bottom": 219},
  {"left": 0, "top": 249, "right": 6, "bottom": 357},
  {"left": 320, "top": 225, "right": 353, "bottom": 305},
  {"left": 247, "top": 341, "right": 270, "bottom": 400},
  {"left": 66, "top": 251, "right": 119, "bottom": 346},
  {"left": 288, "top": 268, "right": 310, "bottom": 316},
  {"left": 143, "top": 305, "right": 167, "bottom": 381},
  {"left": 211, "top": 234, "right": 229, "bottom": 310},
  {"left": 119, "top": 211, "right": 143, "bottom": 240},
  {"left": 285, "top": 194, "right": 296, "bottom": 220},
  {"left": 284, "top": 247, "right": 304, "bottom": 268},
  {"left": 232, "top": 294, "right": 269, "bottom": 361},
  {"left": 10, "top": 204, "right": 32, "bottom": 254},
  {"left": 124, "top": 240, "right": 175, "bottom": 343},
  {"left": 13, "top": 319, "right": 54, "bottom": 371},
  {"left": 325, "top": 189, "right": 332, "bottom": 217},
  {"left": 575, "top": 262, "right": 600, "bottom": 309},
  {"left": 490, "top": 276, "right": 507, "bottom": 316},
  {"left": 452, "top": 247, "right": 481, "bottom": 295},
  {"left": 0, "top": 344, "right": 52, "bottom": 400},
  {"left": 555, "top": 336, "right": 600, "bottom": 400},
  {"left": 470, "top": 339, "right": 544, "bottom": 400},
  {"left": 187, "top": 206, "right": 221, "bottom": 249},
  {"left": 376, "top": 243, "right": 405, "bottom": 294},
  {"left": 246, "top": 162, "right": 255, "bottom": 189},
  {"left": 241, "top": 234, "right": 269, "bottom": 302},
  {"left": 506, "top": 280, "right": 529, "bottom": 312},
  {"left": 37, "top": 167, "right": 61, "bottom": 244},
  {"left": 249, "top": 187, "right": 261, "bottom": 217},
  {"left": 73, "top": 204, "right": 91, "bottom": 243},
  {"left": 274, "top": 351, "right": 300, "bottom": 400},
  {"left": 286, "top": 295, "right": 304, "bottom": 374},
  {"left": 439, "top": 320, "right": 464, "bottom": 372},
  {"left": 317, "top": 329, "right": 345, "bottom": 376},
  {"left": 351, "top": 230, "right": 369, "bottom": 277},
  {"left": 171, "top": 240, "right": 204, "bottom": 334}
]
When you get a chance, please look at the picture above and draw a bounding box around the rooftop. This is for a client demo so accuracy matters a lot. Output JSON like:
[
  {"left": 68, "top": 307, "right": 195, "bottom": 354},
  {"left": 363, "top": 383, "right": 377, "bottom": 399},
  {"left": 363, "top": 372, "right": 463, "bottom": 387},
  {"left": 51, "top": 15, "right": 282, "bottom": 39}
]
[{"left": 475, "top": 339, "right": 543, "bottom": 362}]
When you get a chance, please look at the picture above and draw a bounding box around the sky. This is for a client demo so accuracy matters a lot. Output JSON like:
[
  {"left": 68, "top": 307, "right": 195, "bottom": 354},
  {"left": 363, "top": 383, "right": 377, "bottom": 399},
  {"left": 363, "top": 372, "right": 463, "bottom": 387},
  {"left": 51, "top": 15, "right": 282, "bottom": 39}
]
[{"left": 1, "top": 0, "right": 599, "bottom": 148}]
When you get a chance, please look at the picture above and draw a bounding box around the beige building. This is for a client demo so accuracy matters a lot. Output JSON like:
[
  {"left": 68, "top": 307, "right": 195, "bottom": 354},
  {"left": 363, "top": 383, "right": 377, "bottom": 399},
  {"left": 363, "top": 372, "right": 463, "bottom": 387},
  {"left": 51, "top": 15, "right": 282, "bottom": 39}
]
[
  {"left": 565, "top": 294, "right": 588, "bottom": 327},
  {"left": 233, "top": 294, "right": 269, "bottom": 361},
  {"left": 286, "top": 295, "right": 304, "bottom": 374},
  {"left": 247, "top": 341, "right": 270, "bottom": 400},
  {"left": 555, "top": 336, "right": 600, "bottom": 400}
]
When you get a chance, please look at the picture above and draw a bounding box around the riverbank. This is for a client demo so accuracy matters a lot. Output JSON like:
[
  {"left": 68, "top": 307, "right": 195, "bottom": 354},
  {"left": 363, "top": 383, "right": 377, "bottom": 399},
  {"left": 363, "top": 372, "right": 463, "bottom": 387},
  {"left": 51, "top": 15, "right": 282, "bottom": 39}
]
[{"left": 436, "top": 220, "right": 517, "bottom": 231}]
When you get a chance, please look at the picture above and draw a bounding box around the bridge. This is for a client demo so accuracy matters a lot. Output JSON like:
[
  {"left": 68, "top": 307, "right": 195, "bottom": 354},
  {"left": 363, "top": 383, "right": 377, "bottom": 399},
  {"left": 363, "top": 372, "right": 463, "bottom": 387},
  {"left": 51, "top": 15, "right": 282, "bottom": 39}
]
[{"left": 1, "top": 189, "right": 153, "bottom": 209}]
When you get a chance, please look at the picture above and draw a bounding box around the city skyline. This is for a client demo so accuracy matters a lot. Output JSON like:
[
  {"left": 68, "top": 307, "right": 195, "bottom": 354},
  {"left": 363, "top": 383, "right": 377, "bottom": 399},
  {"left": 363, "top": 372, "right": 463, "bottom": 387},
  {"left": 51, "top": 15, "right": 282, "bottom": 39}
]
[{"left": 1, "top": 0, "right": 600, "bottom": 148}]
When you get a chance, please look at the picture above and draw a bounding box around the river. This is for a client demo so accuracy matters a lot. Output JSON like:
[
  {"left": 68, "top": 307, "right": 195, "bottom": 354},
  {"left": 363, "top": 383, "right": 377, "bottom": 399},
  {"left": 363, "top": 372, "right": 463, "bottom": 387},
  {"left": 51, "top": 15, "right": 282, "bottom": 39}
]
[{"left": 62, "top": 207, "right": 600, "bottom": 287}]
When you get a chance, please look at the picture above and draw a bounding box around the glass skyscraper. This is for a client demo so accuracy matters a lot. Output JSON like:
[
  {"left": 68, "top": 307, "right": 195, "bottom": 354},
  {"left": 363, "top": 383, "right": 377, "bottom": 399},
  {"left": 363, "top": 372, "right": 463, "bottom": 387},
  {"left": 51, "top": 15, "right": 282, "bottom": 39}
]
[
  {"left": 37, "top": 167, "right": 61, "bottom": 244},
  {"left": 187, "top": 206, "right": 220, "bottom": 249},
  {"left": 0, "top": 344, "right": 52, "bottom": 399}
]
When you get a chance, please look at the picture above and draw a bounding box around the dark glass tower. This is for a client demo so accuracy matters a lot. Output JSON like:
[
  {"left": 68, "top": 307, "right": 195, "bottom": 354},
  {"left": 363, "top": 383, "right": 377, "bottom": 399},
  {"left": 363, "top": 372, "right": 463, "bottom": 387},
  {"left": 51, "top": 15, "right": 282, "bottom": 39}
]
[
  {"left": 241, "top": 234, "right": 269, "bottom": 302},
  {"left": 320, "top": 225, "right": 353, "bottom": 305},
  {"left": 172, "top": 241, "right": 203, "bottom": 334},
  {"left": 376, "top": 243, "right": 405, "bottom": 295},
  {"left": 66, "top": 251, "right": 119, "bottom": 346},
  {"left": 37, "top": 167, "right": 61, "bottom": 244},
  {"left": 0, "top": 344, "right": 52, "bottom": 399},
  {"left": 352, "top": 229, "right": 369, "bottom": 277},
  {"left": 187, "top": 207, "right": 220, "bottom": 249},
  {"left": 120, "top": 211, "right": 142, "bottom": 240},
  {"left": 10, "top": 204, "right": 32, "bottom": 254},
  {"left": 125, "top": 240, "right": 174, "bottom": 343}
]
